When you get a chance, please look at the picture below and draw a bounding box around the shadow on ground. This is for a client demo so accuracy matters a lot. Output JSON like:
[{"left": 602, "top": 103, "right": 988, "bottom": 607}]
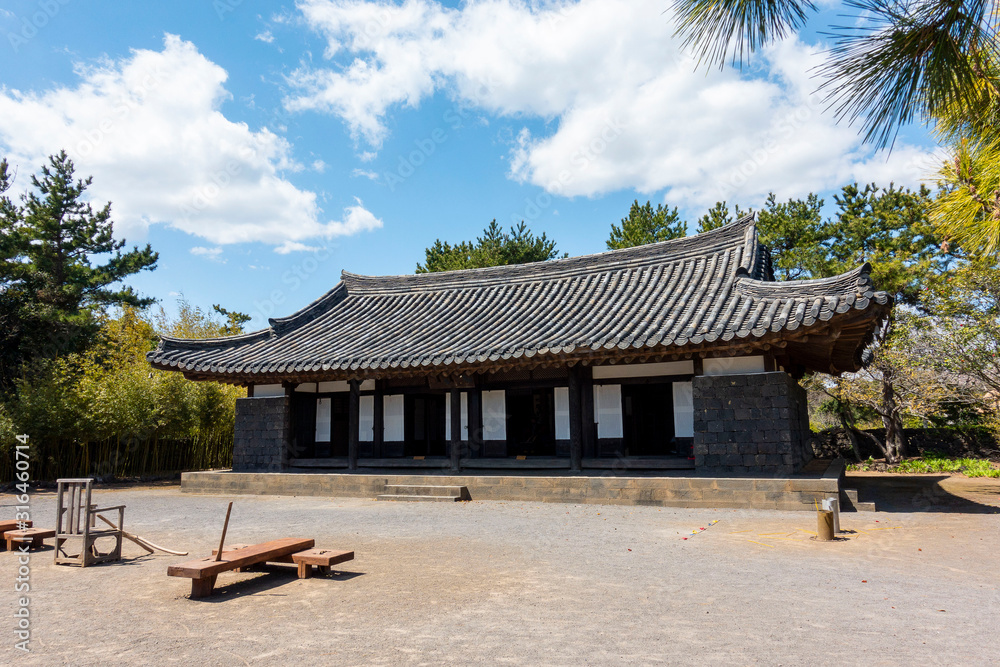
[
  {"left": 849, "top": 474, "right": 1000, "bottom": 514},
  {"left": 194, "top": 565, "right": 365, "bottom": 603}
]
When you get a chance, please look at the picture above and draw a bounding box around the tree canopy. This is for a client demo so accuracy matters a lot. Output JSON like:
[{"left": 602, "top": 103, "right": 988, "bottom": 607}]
[
  {"left": 672, "top": 0, "right": 1000, "bottom": 149},
  {"left": 672, "top": 1, "right": 1000, "bottom": 259},
  {"left": 417, "top": 220, "right": 563, "bottom": 273},
  {"left": 606, "top": 200, "right": 687, "bottom": 249},
  {"left": 0, "top": 152, "right": 158, "bottom": 388}
]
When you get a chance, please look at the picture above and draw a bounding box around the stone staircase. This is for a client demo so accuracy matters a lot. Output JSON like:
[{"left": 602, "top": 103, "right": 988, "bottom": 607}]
[
  {"left": 840, "top": 487, "right": 877, "bottom": 512},
  {"left": 377, "top": 484, "right": 469, "bottom": 502}
]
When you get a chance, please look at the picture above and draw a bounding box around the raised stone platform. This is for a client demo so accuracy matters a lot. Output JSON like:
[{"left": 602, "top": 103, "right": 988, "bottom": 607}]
[{"left": 182, "top": 460, "right": 848, "bottom": 511}]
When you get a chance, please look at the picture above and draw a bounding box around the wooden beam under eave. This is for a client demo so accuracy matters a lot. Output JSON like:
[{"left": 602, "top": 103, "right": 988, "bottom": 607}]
[{"left": 162, "top": 325, "right": 876, "bottom": 385}]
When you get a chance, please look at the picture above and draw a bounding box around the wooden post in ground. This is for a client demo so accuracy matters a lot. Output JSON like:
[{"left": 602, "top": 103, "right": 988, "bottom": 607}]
[
  {"left": 215, "top": 502, "right": 233, "bottom": 562},
  {"left": 348, "top": 379, "right": 360, "bottom": 471},
  {"left": 568, "top": 366, "right": 583, "bottom": 472},
  {"left": 450, "top": 388, "right": 461, "bottom": 472}
]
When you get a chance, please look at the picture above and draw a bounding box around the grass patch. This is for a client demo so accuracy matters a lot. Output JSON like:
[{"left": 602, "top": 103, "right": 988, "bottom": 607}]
[{"left": 848, "top": 452, "right": 1000, "bottom": 477}]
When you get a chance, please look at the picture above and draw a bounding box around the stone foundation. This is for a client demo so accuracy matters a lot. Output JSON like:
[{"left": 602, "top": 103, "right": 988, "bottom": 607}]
[
  {"left": 693, "top": 371, "right": 812, "bottom": 475},
  {"left": 232, "top": 396, "right": 291, "bottom": 472},
  {"left": 180, "top": 462, "right": 844, "bottom": 511}
]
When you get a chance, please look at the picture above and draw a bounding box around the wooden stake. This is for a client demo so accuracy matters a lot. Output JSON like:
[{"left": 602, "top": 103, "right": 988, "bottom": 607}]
[
  {"left": 95, "top": 514, "right": 188, "bottom": 555},
  {"left": 215, "top": 502, "right": 233, "bottom": 562}
]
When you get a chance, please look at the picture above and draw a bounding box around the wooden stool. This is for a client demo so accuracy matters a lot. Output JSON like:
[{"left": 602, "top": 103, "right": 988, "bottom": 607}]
[
  {"left": 291, "top": 549, "right": 354, "bottom": 579},
  {"left": 5, "top": 528, "right": 55, "bottom": 551}
]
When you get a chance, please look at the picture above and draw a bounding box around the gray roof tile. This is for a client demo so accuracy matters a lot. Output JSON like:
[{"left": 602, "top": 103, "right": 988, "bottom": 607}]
[{"left": 148, "top": 216, "right": 890, "bottom": 380}]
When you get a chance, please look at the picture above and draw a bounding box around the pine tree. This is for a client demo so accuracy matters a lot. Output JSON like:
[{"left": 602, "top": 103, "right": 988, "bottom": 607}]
[
  {"left": 416, "top": 220, "right": 562, "bottom": 273},
  {"left": 696, "top": 201, "right": 751, "bottom": 233},
  {"left": 606, "top": 200, "right": 687, "bottom": 249},
  {"left": 0, "top": 151, "right": 158, "bottom": 387},
  {"left": 756, "top": 193, "right": 826, "bottom": 280}
]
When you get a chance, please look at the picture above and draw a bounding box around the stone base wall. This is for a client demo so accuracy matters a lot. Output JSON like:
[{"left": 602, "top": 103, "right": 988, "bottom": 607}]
[
  {"left": 233, "top": 396, "right": 291, "bottom": 472},
  {"left": 181, "top": 465, "right": 843, "bottom": 511},
  {"left": 693, "top": 371, "right": 812, "bottom": 475}
]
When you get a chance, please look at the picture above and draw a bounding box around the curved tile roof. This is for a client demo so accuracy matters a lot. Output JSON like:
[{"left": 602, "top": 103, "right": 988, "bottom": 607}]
[{"left": 149, "top": 216, "right": 890, "bottom": 381}]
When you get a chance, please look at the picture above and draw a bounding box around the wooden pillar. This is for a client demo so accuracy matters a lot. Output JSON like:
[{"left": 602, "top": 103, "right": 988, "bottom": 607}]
[
  {"left": 348, "top": 379, "right": 360, "bottom": 471},
  {"left": 581, "top": 367, "right": 596, "bottom": 458},
  {"left": 373, "top": 385, "right": 384, "bottom": 459},
  {"left": 450, "top": 388, "right": 461, "bottom": 472},
  {"left": 568, "top": 366, "right": 583, "bottom": 472},
  {"left": 468, "top": 389, "right": 483, "bottom": 459}
]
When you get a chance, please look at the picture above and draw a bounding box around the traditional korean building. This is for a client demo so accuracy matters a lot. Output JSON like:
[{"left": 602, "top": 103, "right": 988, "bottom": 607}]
[{"left": 149, "top": 216, "right": 890, "bottom": 477}]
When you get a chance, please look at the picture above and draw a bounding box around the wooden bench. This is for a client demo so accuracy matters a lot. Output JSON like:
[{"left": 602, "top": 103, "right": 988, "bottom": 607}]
[
  {"left": 4, "top": 528, "right": 54, "bottom": 551},
  {"left": 168, "top": 538, "right": 314, "bottom": 598},
  {"left": 0, "top": 520, "right": 32, "bottom": 547},
  {"left": 209, "top": 544, "right": 291, "bottom": 572},
  {"left": 291, "top": 549, "right": 354, "bottom": 579}
]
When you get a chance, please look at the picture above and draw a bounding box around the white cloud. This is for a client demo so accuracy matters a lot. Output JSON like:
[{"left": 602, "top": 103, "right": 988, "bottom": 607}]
[
  {"left": 275, "top": 241, "right": 322, "bottom": 254},
  {"left": 190, "top": 246, "right": 225, "bottom": 262},
  {"left": 352, "top": 167, "right": 378, "bottom": 180},
  {"left": 287, "top": 0, "right": 937, "bottom": 207},
  {"left": 0, "top": 34, "right": 381, "bottom": 250},
  {"left": 255, "top": 30, "right": 275, "bottom": 43}
]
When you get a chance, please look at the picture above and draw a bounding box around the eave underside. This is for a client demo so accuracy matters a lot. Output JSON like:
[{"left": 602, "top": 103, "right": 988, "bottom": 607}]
[{"left": 160, "top": 306, "right": 887, "bottom": 385}]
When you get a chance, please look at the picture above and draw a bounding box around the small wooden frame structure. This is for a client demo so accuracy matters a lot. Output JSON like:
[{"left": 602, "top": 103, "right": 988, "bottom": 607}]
[
  {"left": 5, "top": 528, "right": 55, "bottom": 551},
  {"left": 168, "top": 538, "right": 314, "bottom": 598},
  {"left": 54, "top": 478, "right": 125, "bottom": 567},
  {"left": 292, "top": 548, "right": 354, "bottom": 579}
]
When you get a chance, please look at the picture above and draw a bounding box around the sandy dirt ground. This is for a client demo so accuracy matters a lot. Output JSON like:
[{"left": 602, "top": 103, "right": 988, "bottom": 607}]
[{"left": 1, "top": 476, "right": 998, "bottom": 666}]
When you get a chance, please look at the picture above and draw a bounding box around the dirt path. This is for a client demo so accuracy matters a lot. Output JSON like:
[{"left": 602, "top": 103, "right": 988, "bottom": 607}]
[{"left": 0, "top": 487, "right": 997, "bottom": 666}]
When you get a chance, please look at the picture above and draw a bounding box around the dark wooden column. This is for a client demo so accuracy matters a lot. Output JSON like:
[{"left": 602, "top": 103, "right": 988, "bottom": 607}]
[
  {"left": 373, "top": 385, "right": 384, "bottom": 458},
  {"left": 568, "top": 366, "right": 583, "bottom": 472},
  {"left": 468, "top": 388, "right": 483, "bottom": 459},
  {"left": 581, "top": 366, "right": 596, "bottom": 459},
  {"left": 348, "top": 379, "right": 360, "bottom": 471},
  {"left": 450, "top": 388, "right": 461, "bottom": 472}
]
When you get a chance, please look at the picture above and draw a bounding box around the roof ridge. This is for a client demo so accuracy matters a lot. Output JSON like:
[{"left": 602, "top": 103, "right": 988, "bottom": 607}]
[
  {"left": 154, "top": 327, "right": 273, "bottom": 353},
  {"left": 734, "top": 262, "right": 883, "bottom": 299},
  {"left": 343, "top": 214, "right": 756, "bottom": 295},
  {"left": 150, "top": 215, "right": 759, "bottom": 352}
]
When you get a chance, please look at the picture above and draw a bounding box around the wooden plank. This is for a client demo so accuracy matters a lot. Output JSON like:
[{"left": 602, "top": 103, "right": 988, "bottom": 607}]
[
  {"left": 68, "top": 485, "right": 78, "bottom": 535},
  {"left": 167, "top": 538, "right": 314, "bottom": 580},
  {"left": 291, "top": 549, "right": 354, "bottom": 567},
  {"left": 0, "top": 520, "right": 32, "bottom": 533},
  {"left": 5, "top": 528, "right": 55, "bottom": 551},
  {"left": 292, "top": 549, "right": 354, "bottom": 579},
  {"left": 55, "top": 482, "right": 65, "bottom": 534}
]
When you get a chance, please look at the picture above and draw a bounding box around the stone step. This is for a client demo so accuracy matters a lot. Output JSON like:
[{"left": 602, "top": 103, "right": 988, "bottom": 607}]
[
  {"left": 840, "top": 487, "right": 877, "bottom": 512},
  {"left": 376, "top": 494, "right": 461, "bottom": 502},
  {"left": 383, "top": 484, "right": 467, "bottom": 498}
]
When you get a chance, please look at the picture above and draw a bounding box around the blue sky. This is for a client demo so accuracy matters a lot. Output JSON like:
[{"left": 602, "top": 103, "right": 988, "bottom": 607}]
[{"left": 0, "top": 1, "right": 940, "bottom": 329}]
